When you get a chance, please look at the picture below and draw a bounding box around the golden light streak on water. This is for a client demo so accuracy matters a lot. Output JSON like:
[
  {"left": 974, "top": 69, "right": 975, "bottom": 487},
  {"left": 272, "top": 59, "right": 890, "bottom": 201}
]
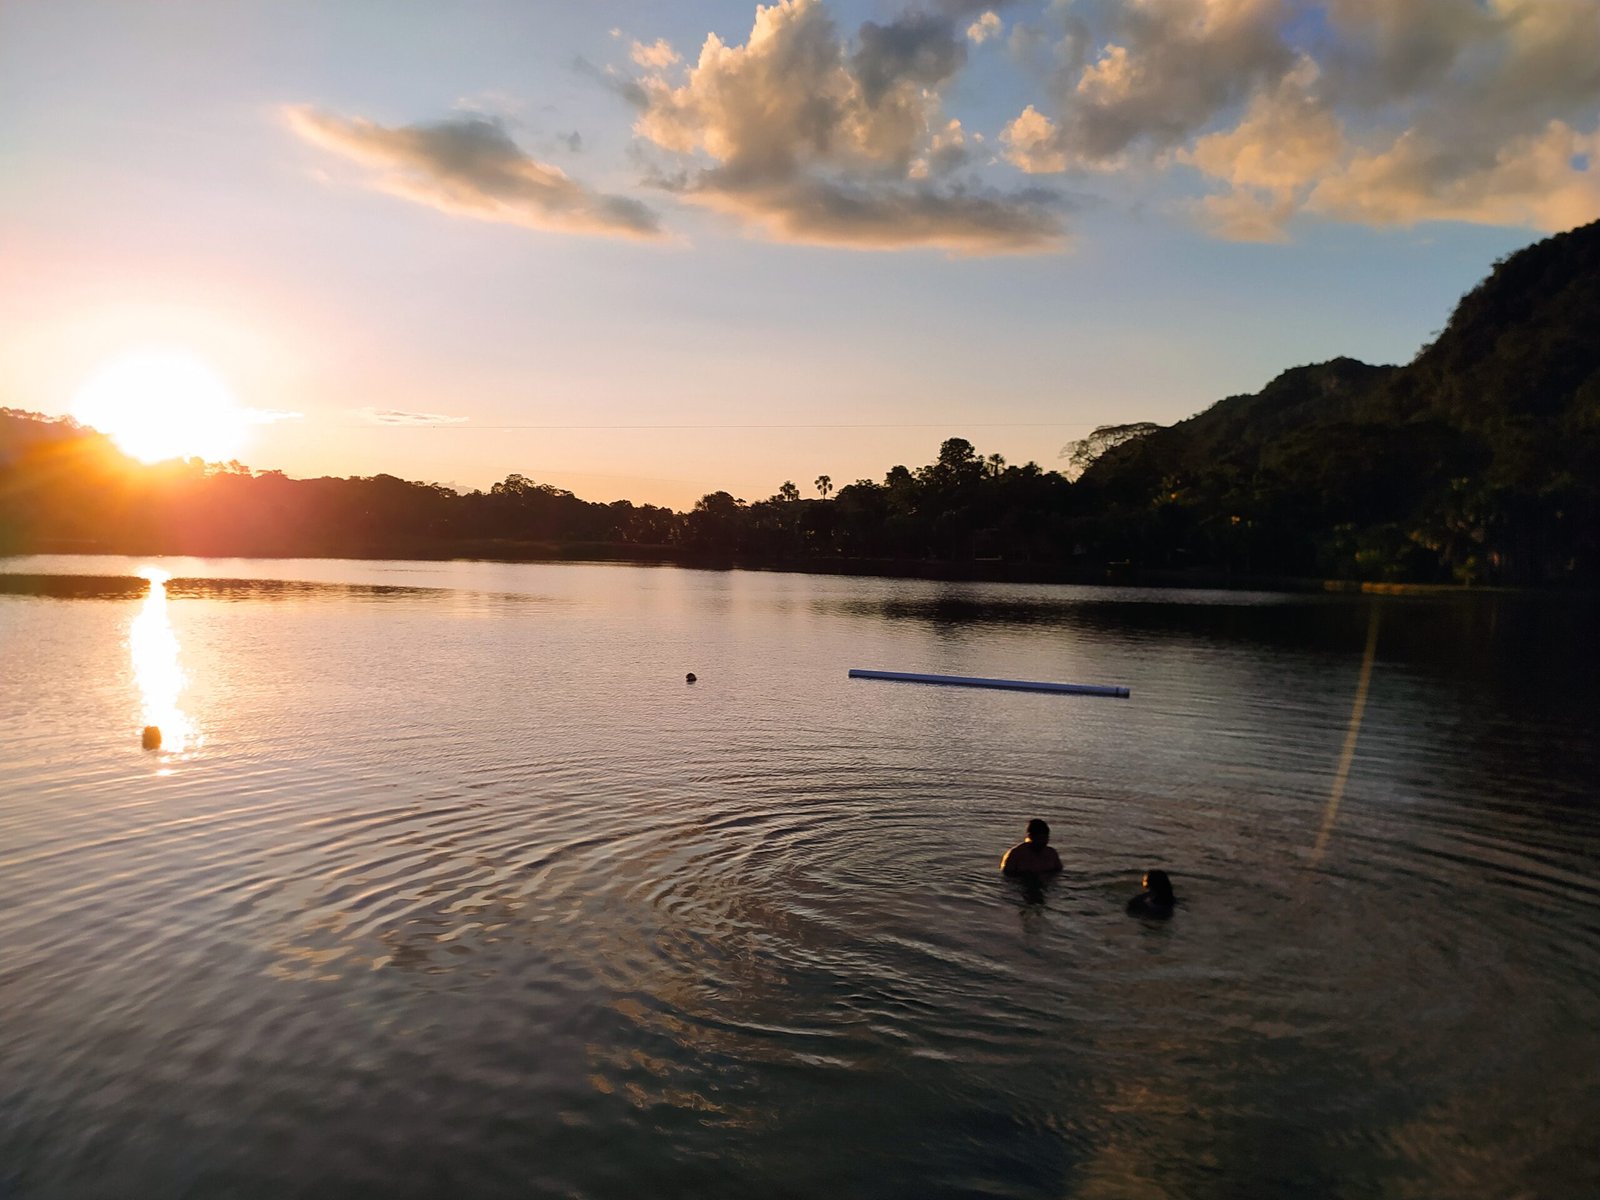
[
  {"left": 1310, "top": 605, "right": 1381, "bottom": 865},
  {"left": 131, "top": 567, "right": 194, "bottom": 756}
]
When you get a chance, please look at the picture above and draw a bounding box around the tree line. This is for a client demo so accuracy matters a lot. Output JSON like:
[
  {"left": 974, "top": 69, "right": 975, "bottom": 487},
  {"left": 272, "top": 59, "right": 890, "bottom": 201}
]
[{"left": 3, "top": 218, "right": 1597, "bottom": 586}]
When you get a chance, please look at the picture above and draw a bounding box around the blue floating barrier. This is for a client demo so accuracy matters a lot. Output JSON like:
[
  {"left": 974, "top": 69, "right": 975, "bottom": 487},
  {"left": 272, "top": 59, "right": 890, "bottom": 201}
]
[{"left": 848, "top": 668, "right": 1129, "bottom": 698}]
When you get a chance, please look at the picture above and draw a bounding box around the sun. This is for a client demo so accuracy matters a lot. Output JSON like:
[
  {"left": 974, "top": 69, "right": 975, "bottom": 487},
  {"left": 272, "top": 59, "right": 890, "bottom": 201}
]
[{"left": 71, "top": 350, "right": 250, "bottom": 464}]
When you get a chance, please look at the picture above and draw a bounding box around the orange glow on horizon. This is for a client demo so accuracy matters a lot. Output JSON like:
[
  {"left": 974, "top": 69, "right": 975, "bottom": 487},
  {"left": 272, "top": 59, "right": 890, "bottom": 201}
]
[{"left": 72, "top": 350, "right": 250, "bottom": 464}]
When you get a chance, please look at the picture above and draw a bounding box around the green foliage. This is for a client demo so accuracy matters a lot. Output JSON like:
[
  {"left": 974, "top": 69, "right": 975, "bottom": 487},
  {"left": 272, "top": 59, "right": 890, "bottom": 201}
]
[{"left": 1070, "top": 219, "right": 1600, "bottom": 584}]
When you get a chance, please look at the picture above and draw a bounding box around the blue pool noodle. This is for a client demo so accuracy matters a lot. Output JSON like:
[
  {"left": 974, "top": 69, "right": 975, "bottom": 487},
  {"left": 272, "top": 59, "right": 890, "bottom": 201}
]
[{"left": 848, "top": 668, "right": 1130, "bottom": 698}]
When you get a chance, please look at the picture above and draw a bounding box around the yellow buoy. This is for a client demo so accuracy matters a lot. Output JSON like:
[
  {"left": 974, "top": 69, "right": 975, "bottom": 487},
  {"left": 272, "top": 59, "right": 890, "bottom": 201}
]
[{"left": 141, "top": 725, "right": 162, "bottom": 750}]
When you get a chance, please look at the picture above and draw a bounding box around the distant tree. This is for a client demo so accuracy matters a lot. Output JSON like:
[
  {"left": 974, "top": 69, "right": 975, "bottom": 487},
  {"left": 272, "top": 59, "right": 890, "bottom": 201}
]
[
  {"left": 919, "top": 437, "right": 984, "bottom": 490},
  {"left": 686, "top": 490, "right": 747, "bottom": 553},
  {"left": 1061, "top": 422, "right": 1162, "bottom": 481},
  {"left": 814, "top": 474, "right": 832, "bottom": 499},
  {"left": 938, "top": 437, "right": 977, "bottom": 471},
  {"left": 777, "top": 480, "right": 801, "bottom": 503}
]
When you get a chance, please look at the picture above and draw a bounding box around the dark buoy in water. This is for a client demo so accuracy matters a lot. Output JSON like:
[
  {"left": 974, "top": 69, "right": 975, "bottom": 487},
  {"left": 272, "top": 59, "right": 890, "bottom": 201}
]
[
  {"left": 685, "top": 672, "right": 697, "bottom": 684},
  {"left": 141, "top": 725, "right": 162, "bottom": 750}
]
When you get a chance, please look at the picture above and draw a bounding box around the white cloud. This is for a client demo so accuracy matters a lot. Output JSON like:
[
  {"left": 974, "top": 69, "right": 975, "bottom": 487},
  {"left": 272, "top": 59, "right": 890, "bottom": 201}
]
[
  {"left": 630, "top": 0, "right": 1067, "bottom": 253},
  {"left": 1182, "top": 56, "right": 1345, "bottom": 239},
  {"left": 967, "top": 11, "right": 1002, "bottom": 45},
  {"left": 361, "top": 408, "right": 469, "bottom": 426},
  {"left": 1001, "top": 105, "right": 1068, "bottom": 173},
  {"left": 630, "top": 38, "right": 680, "bottom": 69}
]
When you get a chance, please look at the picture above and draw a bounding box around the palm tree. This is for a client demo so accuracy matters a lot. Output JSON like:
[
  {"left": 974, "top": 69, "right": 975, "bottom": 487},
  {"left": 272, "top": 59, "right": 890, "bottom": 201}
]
[{"left": 815, "top": 474, "right": 833, "bottom": 499}]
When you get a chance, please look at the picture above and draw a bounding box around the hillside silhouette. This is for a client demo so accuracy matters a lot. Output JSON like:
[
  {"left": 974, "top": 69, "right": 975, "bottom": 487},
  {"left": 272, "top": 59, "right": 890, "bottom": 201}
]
[
  {"left": 1076, "top": 218, "right": 1599, "bottom": 583},
  {"left": 4, "top": 220, "right": 1597, "bottom": 585}
]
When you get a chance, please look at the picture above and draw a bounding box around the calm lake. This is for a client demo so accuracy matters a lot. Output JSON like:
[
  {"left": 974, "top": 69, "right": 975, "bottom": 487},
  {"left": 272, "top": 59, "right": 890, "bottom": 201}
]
[{"left": 1, "top": 556, "right": 1596, "bottom": 1199}]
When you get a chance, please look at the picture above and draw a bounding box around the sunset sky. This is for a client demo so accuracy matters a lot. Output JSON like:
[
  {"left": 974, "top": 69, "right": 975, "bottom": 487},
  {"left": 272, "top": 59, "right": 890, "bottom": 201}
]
[{"left": 3, "top": 0, "right": 1596, "bottom": 508}]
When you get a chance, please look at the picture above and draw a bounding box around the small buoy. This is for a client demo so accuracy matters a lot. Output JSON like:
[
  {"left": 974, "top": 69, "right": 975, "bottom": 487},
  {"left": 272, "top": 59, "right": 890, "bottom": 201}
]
[
  {"left": 685, "top": 673, "right": 697, "bottom": 684},
  {"left": 141, "top": 725, "right": 162, "bottom": 750}
]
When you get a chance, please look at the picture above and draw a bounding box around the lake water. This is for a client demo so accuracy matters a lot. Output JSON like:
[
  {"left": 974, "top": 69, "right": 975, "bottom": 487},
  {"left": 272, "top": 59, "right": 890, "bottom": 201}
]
[{"left": 1, "top": 556, "right": 1597, "bottom": 1199}]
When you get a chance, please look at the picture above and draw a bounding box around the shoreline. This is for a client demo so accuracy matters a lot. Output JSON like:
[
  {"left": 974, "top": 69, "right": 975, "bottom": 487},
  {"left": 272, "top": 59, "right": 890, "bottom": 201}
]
[{"left": 6, "top": 542, "right": 1588, "bottom": 597}]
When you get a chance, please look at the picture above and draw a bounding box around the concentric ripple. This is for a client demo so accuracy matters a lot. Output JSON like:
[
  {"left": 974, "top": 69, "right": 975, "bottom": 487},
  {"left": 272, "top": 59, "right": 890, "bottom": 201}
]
[{"left": 0, "top": 556, "right": 1596, "bottom": 1199}]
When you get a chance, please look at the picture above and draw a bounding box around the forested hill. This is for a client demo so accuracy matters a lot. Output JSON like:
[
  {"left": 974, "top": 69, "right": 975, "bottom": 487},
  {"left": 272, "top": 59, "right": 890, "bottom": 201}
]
[
  {"left": 1075, "top": 218, "right": 1600, "bottom": 583},
  {"left": 2, "top": 220, "right": 1597, "bottom": 584}
]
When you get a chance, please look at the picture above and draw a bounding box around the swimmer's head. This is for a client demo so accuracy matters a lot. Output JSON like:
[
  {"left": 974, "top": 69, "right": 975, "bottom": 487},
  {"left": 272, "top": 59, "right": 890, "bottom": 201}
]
[
  {"left": 1143, "top": 869, "right": 1174, "bottom": 904},
  {"left": 1025, "top": 818, "right": 1050, "bottom": 845}
]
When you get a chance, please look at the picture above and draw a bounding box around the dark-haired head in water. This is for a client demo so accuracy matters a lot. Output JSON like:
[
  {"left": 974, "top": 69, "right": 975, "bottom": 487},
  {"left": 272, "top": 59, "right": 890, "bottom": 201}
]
[
  {"left": 1126, "top": 869, "right": 1175, "bottom": 918},
  {"left": 1001, "top": 818, "right": 1063, "bottom": 877}
]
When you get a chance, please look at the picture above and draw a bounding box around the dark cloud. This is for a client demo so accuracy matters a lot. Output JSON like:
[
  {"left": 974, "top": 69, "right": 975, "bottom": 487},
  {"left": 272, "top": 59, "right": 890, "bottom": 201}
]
[
  {"left": 1069, "top": 0, "right": 1295, "bottom": 161},
  {"left": 573, "top": 55, "right": 649, "bottom": 108},
  {"left": 853, "top": 13, "right": 967, "bottom": 106},
  {"left": 287, "top": 107, "right": 660, "bottom": 238},
  {"left": 691, "top": 169, "right": 1066, "bottom": 252}
]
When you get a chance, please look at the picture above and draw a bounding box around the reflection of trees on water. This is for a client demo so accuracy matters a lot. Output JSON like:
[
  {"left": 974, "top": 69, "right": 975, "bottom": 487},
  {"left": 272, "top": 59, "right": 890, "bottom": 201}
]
[
  {"left": 814, "top": 590, "right": 1599, "bottom": 679},
  {"left": 1, "top": 574, "right": 443, "bottom": 602}
]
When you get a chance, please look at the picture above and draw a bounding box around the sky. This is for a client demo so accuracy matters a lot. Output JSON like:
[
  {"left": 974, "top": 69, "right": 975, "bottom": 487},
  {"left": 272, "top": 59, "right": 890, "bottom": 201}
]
[{"left": 2, "top": 0, "right": 1597, "bottom": 509}]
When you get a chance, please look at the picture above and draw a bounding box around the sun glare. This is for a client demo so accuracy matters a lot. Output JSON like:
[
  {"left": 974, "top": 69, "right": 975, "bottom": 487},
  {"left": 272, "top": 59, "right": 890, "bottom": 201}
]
[{"left": 71, "top": 350, "right": 250, "bottom": 464}]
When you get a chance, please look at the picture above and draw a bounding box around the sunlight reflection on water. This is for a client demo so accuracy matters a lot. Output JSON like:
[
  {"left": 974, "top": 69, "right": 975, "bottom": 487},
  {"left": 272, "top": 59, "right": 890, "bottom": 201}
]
[
  {"left": 0, "top": 557, "right": 1595, "bottom": 1199},
  {"left": 131, "top": 567, "right": 194, "bottom": 757}
]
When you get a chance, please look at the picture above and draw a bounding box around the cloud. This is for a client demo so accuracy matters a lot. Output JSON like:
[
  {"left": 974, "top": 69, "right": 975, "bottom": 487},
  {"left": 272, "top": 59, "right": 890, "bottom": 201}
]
[
  {"left": 291, "top": 2, "right": 1600, "bottom": 250},
  {"left": 1308, "top": 119, "right": 1600, "bottom": 232},
  {"left": 967, "top": 11, "right": 1002, "bottom": 45},
  {"left": 1000, "top": 0, "right": 1600, "bottom": 238},
  {"left": 681, "top": 173, "right": 1065, "bottom": 253},
  {"left": 630, "top": 0, "right": 1067, "bottom": 253},
  {"left": 1181, "top": 56, "right": 1345, "bottom": 239},
  {"left": 1055, "top": 0, "right": 1296, "bottom": 164},
  {"left": 362, "top": 409, "right": 470, "bottom": 426},
  {"left": 853, "top": 11, "right": 967, "bottom": 105},
  {"left": 630, "top": 38, "right": 680, "bottom": 69},
  {"left": 285, "top": 106, "right": 660, "bottom": 239},
  {"left": 1191, "top": 0, "right": 1600, "bottom": 237},
  {"left": 1320, "top": 0, "right": 1501, "bottom": 103},
  {"left": 1002, "top": 104, "right": 1067, "bottom": 173},
  {"left": 910, "top": 118, "right": 974, "bottom": 179},
  {"left": 573, "top": 55, "right": 650, "bottom": 108}
]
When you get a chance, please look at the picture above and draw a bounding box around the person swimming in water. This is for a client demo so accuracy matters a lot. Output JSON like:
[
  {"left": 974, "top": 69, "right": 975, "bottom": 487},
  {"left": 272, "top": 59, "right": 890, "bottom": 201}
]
[
  {"left": 1001, "top": 818, "right": 1063, "bottom": 877},
  {"left": 1126, "top": 869, "right": 1176, "bottom": 918}
]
